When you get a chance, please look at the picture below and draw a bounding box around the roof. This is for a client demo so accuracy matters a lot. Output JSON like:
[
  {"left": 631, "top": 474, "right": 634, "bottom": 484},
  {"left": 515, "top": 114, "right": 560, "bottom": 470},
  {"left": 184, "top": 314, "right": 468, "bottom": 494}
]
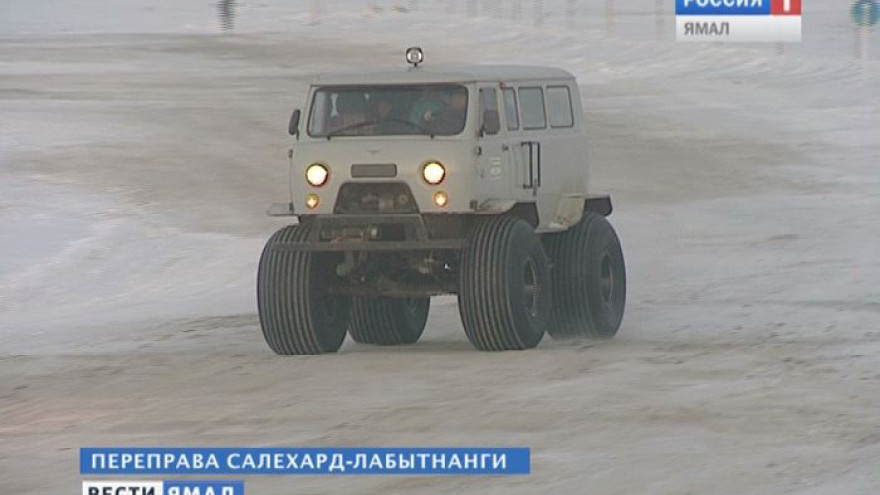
[{"left": 311, "top": 65, "right": 576, "bottom": 85}]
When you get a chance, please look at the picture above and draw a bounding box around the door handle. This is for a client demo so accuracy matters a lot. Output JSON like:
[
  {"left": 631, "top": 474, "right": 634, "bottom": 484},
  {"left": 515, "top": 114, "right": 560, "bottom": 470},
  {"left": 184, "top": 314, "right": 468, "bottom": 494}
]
[{"left": 520, "top": 141, "right": 541, "bottom": 195}]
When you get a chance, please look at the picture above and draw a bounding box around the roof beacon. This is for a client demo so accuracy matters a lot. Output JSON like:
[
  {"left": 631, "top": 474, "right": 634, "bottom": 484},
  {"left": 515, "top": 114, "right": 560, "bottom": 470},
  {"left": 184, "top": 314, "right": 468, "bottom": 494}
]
[{"left": 405, "top": 47, "right": 424, "bottom": 67}]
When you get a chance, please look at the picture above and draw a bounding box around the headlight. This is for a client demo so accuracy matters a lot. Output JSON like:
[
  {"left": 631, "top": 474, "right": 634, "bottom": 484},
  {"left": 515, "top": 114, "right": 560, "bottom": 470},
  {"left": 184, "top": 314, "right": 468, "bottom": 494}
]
[
  {"left": 306, "top": 163, "right": 329, "bottom": 187},
  {"left": 422, "top": 161, "right": 445, "bottom": 185}
]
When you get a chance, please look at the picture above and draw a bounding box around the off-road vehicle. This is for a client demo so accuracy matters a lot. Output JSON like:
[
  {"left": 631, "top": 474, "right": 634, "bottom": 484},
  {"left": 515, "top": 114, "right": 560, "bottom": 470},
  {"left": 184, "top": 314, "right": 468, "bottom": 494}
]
[{"left": 257, "top": 48, "right": 626, "bottom": 353}]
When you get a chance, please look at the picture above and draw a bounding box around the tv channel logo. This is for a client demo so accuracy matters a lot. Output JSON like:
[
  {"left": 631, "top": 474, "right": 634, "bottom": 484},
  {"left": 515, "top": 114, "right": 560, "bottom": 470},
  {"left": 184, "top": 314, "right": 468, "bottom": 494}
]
[
  {"left": 676, "top": 0, "right": 802, "bottom": 42},
  {"left": 82, "top": 480, "right": 244, "bottom": 495}
]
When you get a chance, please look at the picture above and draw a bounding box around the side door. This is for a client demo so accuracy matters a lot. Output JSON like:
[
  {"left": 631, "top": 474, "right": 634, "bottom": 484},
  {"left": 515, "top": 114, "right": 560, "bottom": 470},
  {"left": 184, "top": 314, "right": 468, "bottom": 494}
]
[
  {"left": 501, "top": 86, "right": 526, "bottom": 199},
  {"left": 515, "top": 84, "right": 576, "bottom": 230},
  {"left": 474, "top": 84, "right": 510, "bottom": 201},
  {"left": 540, "top": 83, "right": 585, "bottom": 229},
  {"left": 513, "top": 85, "right": 547, "bottom": 206}
]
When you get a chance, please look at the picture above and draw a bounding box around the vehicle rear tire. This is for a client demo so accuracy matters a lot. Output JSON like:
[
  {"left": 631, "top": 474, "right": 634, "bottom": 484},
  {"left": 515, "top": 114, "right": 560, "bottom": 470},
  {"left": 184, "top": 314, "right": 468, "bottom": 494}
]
[
  {"left": 257, "top": 224, "right": 351, "bottom": 354},
  {"left": 458, "top": 217, "right": 550, "bottom": 351},
  {"left": 543, "top": 212, "right": 626, "bottom": 339},
  {"left": 349, "top": 297, "right": 430, "bottom": 345}
]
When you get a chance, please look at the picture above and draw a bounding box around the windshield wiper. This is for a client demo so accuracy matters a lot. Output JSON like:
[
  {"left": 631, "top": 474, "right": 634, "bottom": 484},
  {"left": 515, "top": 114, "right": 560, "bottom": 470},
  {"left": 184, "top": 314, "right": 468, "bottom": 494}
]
[
  {"left": 383, "top": 119, "right": 435, "bottom": 138},
  {"left": 324, "top": 119, "right": 436, "bottom": 139},
  {"left": 325, "top": 120, "right": 377, "bottom": 139}
]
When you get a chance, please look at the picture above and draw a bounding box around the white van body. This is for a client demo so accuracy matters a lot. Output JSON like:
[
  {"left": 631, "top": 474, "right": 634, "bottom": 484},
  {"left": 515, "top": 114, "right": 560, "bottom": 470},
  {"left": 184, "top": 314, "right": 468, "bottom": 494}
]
[{"left": 275, "top": 65, "right": 610, "bottom": 233}]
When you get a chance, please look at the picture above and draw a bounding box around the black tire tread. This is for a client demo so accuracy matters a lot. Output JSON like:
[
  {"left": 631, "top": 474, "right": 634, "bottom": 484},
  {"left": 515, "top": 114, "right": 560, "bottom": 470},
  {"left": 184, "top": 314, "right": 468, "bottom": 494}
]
[
  {"left": 458, "top": 217, "right": 548, "bottom": 351},
  {"left": 544, "top": 213, "right": 626, "bottom": 339},
  {"left": 349, "top": 297, "right": 430, "bottom": 345},
  {"left": 257, "top": 224, "right": 349, "bottom": 354}
]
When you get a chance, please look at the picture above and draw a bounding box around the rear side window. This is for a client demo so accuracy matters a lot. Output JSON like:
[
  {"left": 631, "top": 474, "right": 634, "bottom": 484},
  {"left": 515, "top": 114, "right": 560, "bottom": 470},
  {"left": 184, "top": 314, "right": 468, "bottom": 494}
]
[
  {"left": 547, "top": 86, "right": 574, "bottom": 128},
  {"left": 519, "top": 87, "right": 546, "bottom": 130},
  {"left": 503, "top": 88, "right": 519, "bottom": 130}
]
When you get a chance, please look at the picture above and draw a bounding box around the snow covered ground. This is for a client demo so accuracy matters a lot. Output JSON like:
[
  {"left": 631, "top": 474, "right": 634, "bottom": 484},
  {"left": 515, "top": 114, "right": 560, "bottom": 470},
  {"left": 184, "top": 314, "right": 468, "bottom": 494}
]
[{"left": 1, "top": 1, "right": 879, "bottom": 493}]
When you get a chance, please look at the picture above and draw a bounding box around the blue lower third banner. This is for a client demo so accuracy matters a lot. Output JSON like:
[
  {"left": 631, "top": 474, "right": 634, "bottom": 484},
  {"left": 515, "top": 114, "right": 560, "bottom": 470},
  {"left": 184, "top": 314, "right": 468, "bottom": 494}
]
[
  {"left": 82, "top": 480, "right": 244, "bottom": 495},
  {"left": 80, "top": 447, "right": 530, "bottom": 475}
]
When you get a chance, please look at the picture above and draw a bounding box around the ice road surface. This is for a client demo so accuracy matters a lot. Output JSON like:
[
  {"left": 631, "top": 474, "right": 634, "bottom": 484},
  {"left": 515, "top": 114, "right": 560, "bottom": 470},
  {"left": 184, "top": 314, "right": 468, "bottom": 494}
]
[{"left": 1, "top": 0, "right": 879, "bottom": 493}]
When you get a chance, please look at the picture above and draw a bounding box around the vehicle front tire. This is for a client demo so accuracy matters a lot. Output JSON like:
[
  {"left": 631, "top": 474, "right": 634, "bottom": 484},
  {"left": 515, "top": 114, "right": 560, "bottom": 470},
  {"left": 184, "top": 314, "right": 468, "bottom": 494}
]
[
  {"left": 458, "top": 217, "right": 550, "bottom": 351},
  {"left": 543, "top": 212, "right": 626, "bottom": 339},
  {"left": 349, "top": 297, "right": 430, "bottom": 345},
  {"left": 257, "top": 224, "right": 351, "bottom": 355}
]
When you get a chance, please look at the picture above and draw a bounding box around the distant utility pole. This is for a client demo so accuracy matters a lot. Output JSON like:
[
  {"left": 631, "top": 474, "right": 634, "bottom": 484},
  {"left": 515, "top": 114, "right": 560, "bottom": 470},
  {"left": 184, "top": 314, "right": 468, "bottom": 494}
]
[
  {"left": 566, "top": 0, "right": 577, "bottom": 28},
  {"left": 310, "top": 0, "right": 320, "bottom": 24},
  {"left": 654, "top": 0, "right": 664, "bottom": 40},
  {"left": 605, "top": 0, "right": 616, "bottom": 37},
  {"left": 533, "top": 0, "right": 544, "bottom": 25},
  {"left": 467, "top": 0, "right": 477, "bottom": 17},
  {"left": 511, "top": 0, "right": 522, "bottom": 19}
]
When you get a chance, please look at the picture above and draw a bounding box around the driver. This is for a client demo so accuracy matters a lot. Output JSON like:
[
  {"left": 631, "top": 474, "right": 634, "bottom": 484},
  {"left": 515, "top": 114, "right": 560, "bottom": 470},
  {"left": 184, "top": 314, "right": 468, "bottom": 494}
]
[
  {"left": 372, "top": 93, "right": 418, "bottom": 134},
  {"left": 329, "top": 92, "right": 367, "bottom": 135},
  {"left": 375, "top": 95, "right": 394, "bottom": 122}
]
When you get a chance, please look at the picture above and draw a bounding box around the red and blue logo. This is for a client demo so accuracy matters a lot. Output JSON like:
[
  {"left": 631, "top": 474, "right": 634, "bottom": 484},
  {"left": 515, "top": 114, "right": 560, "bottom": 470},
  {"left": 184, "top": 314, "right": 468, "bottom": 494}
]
[
  {"left": 771, "top": 0, "right": 802, "bottom": 15},
  {"left": 676, "top": 0, "right": 801, "bottom": 15}
]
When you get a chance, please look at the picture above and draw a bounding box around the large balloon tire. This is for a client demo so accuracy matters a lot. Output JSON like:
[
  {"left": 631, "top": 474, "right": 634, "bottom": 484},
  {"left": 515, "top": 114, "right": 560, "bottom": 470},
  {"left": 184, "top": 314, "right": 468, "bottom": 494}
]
[
  {"left": 458, "top": 217, "right": 550, "bottom": 351},
  {"left": 349, "top": 297, "right": 430, "bottom": 345},
  {"left": 543, "top": 213, "right": 626, "bottom": 339},
  {"left": 257, "top": 225, "right": 351, "bottom": 354}
]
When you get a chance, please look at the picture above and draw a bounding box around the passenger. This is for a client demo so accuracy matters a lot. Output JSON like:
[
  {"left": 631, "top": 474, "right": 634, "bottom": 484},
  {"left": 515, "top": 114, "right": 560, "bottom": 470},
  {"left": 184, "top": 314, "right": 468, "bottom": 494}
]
[
  {"left": 430, "top": 90, "right": 468, "bottom": 134},
  {"left": 408, "top": 88, "right": 448, "bottom": 125}
]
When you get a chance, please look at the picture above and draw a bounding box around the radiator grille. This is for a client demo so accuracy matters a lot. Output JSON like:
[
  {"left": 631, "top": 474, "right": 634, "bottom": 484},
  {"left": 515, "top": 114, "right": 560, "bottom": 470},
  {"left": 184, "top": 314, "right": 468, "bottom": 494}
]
[{"left": 334, "top": 182, "right": 418, "bottom": 214}]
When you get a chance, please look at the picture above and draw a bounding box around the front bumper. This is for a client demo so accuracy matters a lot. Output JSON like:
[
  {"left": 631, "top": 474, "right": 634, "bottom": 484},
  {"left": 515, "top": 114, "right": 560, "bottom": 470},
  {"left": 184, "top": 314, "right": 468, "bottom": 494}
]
[{"left": 273, "top": 214, "right": 463, "bottom": 253}]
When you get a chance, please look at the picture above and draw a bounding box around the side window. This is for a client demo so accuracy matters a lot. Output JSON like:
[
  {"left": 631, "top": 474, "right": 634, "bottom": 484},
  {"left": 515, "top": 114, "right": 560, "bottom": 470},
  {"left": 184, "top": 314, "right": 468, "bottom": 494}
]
[
  {"left": 547, "top": 86, "right": 574, "bottom": 128},
  {"left": 479, "top": 87, "right": 498, "bottom": 135},
  {"left": 503, "top": 88, "right": 519, "bottom": 130},
  {"left": 519, "top": 87, "right": 546, "bottom": 130}
]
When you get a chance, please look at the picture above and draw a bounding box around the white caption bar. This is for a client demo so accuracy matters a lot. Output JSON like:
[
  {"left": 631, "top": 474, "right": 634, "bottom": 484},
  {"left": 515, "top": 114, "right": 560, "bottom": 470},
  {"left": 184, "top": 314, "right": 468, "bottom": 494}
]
[{"left": 676, "top": 16, "right": 802, "bottom": 42}]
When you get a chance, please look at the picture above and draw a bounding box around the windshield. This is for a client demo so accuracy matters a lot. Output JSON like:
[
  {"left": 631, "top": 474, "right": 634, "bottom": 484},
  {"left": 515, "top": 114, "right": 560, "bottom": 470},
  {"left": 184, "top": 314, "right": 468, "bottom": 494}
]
[{"left": 307, "top": 84, "right": 468, "bottom": 137}]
